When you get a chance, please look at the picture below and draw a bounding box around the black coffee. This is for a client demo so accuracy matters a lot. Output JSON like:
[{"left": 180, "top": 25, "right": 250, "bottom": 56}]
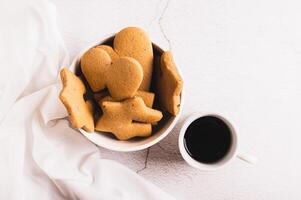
[{"left": 184, "top": 116, "right": 232, "bottom": 164}]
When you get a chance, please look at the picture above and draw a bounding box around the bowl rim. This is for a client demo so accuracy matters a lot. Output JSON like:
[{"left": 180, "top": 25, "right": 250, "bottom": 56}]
[{"left": 70, "top": 33, "right": 184, "bottom": 152}]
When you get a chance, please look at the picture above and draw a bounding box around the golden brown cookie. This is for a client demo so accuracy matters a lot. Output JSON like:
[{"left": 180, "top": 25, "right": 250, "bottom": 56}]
[
  {"left": 81, "top": 48, "right": 143, "bottom": 100},
  {"left": 155, "top": 51, "right": 183, "bottom": 115},
  {"left": 96, "top": 90, "right": 155, "bottom": 108},
  {"left": 95, "top": 97, "right": 162, "bottom": 140},
  {"left": 81, "top": 48, "right": 111, "bottom": 92},
  {"left": 135, "top": 90, "right": 155, "bottom": 108},
  {"left": 59, "top": 68, "right": 94, "bottom": 132},
  {"left": 96, "top": 45, "right": 119, "bottom": 61},
  {"left": 83, "top": 100, "right": 94, "bottom": 132},
  {"left": 114, "top": 27, "right": 154, "bottom": 91},
  {"left": 107, "top": 57, "right": 143, "bottom": 100}
]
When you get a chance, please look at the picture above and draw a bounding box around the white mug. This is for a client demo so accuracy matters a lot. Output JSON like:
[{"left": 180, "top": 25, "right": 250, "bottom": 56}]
[{"left": 178, "top": 113, "right": 257, "bottom": 171}]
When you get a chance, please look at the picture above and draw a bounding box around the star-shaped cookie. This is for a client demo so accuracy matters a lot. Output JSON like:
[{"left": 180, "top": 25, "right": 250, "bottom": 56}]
[{"left": 59, "top": 68, "right": 94, "bottom": 132}]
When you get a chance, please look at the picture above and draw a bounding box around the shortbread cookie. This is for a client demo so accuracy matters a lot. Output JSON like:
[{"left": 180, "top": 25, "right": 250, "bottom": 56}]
[
  {"left": 81, "top": 48, "right": 143, "bottom": 100},
  {"left": 114, "top": 27, "right": 153, "bottom": 91},
  {"left": 95, "top": 97, "right": 162, "bottom": 140},
  {"left": 155, "top": 51, "right": 183, "bottom": 115},
  {"left": 59, "top": 68, "right": 94, "bottom": 132},
  {"left": 96, "top": 90, "right": 155, "bottom": 108}
]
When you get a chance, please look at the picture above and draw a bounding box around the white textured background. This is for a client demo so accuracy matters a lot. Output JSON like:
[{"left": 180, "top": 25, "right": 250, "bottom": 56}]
[{"left": 52, "top": 0, "right": 301, "bottom": 199}]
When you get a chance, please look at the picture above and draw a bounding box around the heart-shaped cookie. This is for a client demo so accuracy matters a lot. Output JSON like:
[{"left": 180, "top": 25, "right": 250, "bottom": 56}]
[
  {"left": 81, "top": 48, "right": 143, "bottom": 100},
  {"left": 95, "top": 27, "right": 153, "bottom": 91}
]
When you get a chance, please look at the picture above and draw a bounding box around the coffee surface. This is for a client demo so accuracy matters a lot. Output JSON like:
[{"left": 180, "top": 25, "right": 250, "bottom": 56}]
[{"left": 184, "top": 116, "right": 232, "bottom": 164}]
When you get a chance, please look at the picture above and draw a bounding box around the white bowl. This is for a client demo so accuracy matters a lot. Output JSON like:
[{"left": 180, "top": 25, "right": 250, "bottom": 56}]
[{"left": 69, "top": 34, "right": 184, "bottom": 152}]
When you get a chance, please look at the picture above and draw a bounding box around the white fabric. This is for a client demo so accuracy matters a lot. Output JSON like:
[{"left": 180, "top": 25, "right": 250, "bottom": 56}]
[{"left": 0, "top": 0, "right": 174, "bottom": 199}]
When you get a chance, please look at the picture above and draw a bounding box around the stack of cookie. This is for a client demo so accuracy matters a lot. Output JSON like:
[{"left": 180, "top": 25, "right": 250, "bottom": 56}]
[{"left": 60, "top": 27, "right": 183, "bottom": 140}]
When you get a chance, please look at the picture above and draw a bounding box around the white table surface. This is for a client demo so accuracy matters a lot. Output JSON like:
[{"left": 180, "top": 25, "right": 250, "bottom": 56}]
[{"left": 52, "top": 0, "right": 301, "bottom": 199}]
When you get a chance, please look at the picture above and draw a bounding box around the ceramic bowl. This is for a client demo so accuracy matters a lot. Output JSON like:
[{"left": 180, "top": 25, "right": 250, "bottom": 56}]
[{"left": 69, "top": 34, "right": 184, "bottom": 152}]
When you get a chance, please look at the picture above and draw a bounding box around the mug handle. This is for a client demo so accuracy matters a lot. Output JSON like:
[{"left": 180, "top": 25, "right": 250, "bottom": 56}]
[{"left": 237, "top": 152, "right": 258, "bottom": 164}]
